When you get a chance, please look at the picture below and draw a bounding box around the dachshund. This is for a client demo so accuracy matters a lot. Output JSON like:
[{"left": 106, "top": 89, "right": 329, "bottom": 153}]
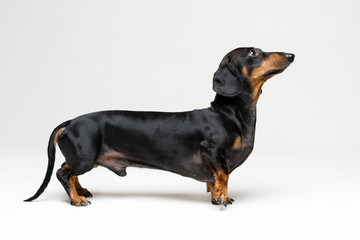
[{"left": 25, "top": 47, "right": 294, "bottom": 207}]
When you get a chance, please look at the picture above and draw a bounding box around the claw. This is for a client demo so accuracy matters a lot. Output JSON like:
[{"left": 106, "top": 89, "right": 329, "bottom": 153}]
[
  {"left": 80, "top": 190, "right": 93, "bottom": 198},
  {"left": 226, "top": 200, "right": 232, "bottom": 206},
  {"left": 223, "top": 199, "right": 233, "bottom": 207},
  {"left": 212, "top": 199, "right": 219, "bottom": 205},
  {"left": 83, "top": 191, "right": 93, "bottom": 198}
]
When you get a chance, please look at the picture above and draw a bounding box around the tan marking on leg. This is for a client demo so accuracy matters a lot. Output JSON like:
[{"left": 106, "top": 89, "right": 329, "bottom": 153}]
[
  {"left": 54, "top": 127, "right": 65, "bottom": 146},
  {"left": 201, "top": 152, "right": 232, "bottom": 205},
  {"left": 211, "top": 171, "right": 229, "bottom": 204},
  {"left": 206, "top": 182, "right": 214, "bottom": 193},
  {"left": 69, "top": 176, "right": 89, "bottom": 206},
  {"left": 232, "top": 136, "right": 242, "bottom": 150},
  {"left": 73, "top": 176, "right": 92, "bottom": 197}
]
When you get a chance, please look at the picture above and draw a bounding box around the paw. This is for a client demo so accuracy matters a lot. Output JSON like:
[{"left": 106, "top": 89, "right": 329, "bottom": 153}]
[
  {"left": 211, "top": 197, "right": 234, "bottom": 207},
  {"left": 70, "top": 196, "right": 91, "bottom": 207},
  {"left": 78, "top": 188, "right": 93, "bottom": 198}
]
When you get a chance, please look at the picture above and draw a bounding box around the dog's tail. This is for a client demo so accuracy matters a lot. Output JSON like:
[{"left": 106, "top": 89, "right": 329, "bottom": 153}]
[{"left": 24, "top": 120, "right": 72, "bottom": 202}]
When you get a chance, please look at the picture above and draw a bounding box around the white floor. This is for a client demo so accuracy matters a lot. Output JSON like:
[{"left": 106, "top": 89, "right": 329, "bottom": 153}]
[{"left": 1, "top": 150, "right": 359, "bottom": 240}]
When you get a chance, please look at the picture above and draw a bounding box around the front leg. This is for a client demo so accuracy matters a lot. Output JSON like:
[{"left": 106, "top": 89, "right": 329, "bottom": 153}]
[
  {"left": 206, "top": 182, "right": 214, "bottom": 193},
  {"left": 201, "top": 140, "right": 234, "bottom": 207},
  {"left": 208, "top": 171, "right": 234, "bottom": 206}
]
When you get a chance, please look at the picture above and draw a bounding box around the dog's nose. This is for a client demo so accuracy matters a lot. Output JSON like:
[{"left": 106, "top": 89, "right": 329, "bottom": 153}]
[{"left": 285, "top": 53, "right": 295, "bottom": 63}]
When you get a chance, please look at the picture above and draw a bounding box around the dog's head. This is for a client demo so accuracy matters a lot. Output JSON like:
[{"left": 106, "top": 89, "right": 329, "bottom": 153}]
[{"left": 213, "top": 47, "right": 294, "bottom": 100}]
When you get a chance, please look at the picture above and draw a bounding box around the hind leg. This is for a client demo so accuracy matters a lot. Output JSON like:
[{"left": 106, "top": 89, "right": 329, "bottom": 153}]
[
  {"left": 73, "top": 176, "right": 93, "bottom": 198},
  {"left": 56, "top": 163, "right": 91, "bottom": 206},
  {"left": 69, "top": 176, "right": 91, "bottom": 206},
  {"left": 72, "top": 163, "right": 98, "bottom": 198}
]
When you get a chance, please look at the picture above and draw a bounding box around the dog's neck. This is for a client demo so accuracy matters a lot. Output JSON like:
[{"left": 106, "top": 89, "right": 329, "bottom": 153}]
[{"left": 211, "top": 93, "right": 257, "bottom": 134}]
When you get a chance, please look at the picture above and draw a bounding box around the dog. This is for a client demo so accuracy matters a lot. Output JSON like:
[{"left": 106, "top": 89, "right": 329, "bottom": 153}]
[{"left": 25, "top": 47, "right": 294, "bottom": 207}]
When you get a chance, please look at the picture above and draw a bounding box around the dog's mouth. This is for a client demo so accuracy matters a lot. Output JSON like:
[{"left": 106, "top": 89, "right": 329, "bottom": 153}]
[{"left": 263, "top": 67, "right": 287, "bottom": 77}]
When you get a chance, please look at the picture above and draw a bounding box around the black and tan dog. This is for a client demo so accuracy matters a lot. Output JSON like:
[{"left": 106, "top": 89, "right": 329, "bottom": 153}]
[{"left": 25, "top": 47, "right": 294, "bottom": 207}]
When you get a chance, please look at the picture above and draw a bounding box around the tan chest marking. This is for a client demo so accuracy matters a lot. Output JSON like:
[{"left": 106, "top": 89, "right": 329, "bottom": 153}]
[{"left": 232, "top": 136, "right": 242, "bottom": 150}]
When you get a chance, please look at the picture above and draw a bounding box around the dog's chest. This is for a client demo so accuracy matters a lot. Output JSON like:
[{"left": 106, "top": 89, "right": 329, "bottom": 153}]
[{"left": 226, "top": 132, "right": 255, "bottom": 172}]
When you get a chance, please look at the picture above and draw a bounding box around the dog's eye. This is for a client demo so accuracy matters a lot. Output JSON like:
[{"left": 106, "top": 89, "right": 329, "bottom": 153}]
[{"left": 248, "top": 49, "right": 259, "bottom": 57}]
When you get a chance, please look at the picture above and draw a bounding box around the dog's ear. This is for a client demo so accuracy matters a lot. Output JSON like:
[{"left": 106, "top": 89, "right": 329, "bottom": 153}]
[{"left": 212, "top": 57, "right": 242, "bottom": 97}]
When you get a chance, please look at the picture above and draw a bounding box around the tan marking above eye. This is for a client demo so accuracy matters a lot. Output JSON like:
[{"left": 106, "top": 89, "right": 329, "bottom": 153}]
[{"left": 242, "top": 66, "right": 248, "bottom": 77}]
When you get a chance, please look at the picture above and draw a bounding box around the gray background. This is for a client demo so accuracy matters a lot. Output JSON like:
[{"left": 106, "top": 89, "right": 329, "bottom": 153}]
[{"left": 1, "top": 0, "right": 359, "bottom": 239}]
